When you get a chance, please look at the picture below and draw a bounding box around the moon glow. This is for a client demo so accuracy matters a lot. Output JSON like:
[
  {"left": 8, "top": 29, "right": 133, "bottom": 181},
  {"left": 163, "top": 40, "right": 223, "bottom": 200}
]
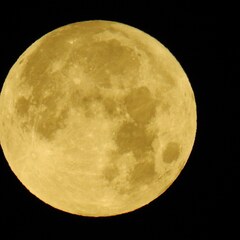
[{"left": 0, "top": 20, "right": 196, "bottom": 217}]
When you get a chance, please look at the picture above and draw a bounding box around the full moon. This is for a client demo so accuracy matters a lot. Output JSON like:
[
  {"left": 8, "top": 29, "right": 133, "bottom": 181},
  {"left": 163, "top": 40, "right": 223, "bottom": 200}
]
[{"left": 0, "top": 20, "right": 196, "bottom": 217}]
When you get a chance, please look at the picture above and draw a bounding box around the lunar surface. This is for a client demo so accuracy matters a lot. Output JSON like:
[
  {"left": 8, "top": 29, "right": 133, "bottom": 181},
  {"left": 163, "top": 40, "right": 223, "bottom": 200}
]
[{"left": 0, "top": 20, "right": 196, "bottom": 216}]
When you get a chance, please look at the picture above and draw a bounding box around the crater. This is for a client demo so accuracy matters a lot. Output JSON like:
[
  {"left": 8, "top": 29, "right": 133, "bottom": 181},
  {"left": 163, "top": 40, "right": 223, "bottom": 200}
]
[
  {"left": 18, "top": 57, "right": 25, "bottom": 65},
  {"left": 162, "top": 142, "right": 180, "bottom": 163},
  {"left": 124, "top": 86, "right": 157, "bottom": 124}
]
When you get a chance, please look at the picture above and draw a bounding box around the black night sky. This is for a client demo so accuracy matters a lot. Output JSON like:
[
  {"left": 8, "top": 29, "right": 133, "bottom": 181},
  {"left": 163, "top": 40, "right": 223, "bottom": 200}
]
[{"left": 0, "top": 1, "right": 238, "bottom": 239}]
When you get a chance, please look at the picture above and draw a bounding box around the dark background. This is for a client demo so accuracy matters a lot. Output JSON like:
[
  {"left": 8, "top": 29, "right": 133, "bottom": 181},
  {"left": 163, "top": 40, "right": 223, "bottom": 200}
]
[{"left": 0, "top": 1, "right": 238, "bottom": 239}]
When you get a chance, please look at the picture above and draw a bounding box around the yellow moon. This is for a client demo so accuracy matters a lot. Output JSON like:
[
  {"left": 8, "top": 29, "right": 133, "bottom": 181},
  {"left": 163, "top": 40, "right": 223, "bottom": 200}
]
[{"left": 0, "top": 20, "right": 196, "bottom": 217}]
